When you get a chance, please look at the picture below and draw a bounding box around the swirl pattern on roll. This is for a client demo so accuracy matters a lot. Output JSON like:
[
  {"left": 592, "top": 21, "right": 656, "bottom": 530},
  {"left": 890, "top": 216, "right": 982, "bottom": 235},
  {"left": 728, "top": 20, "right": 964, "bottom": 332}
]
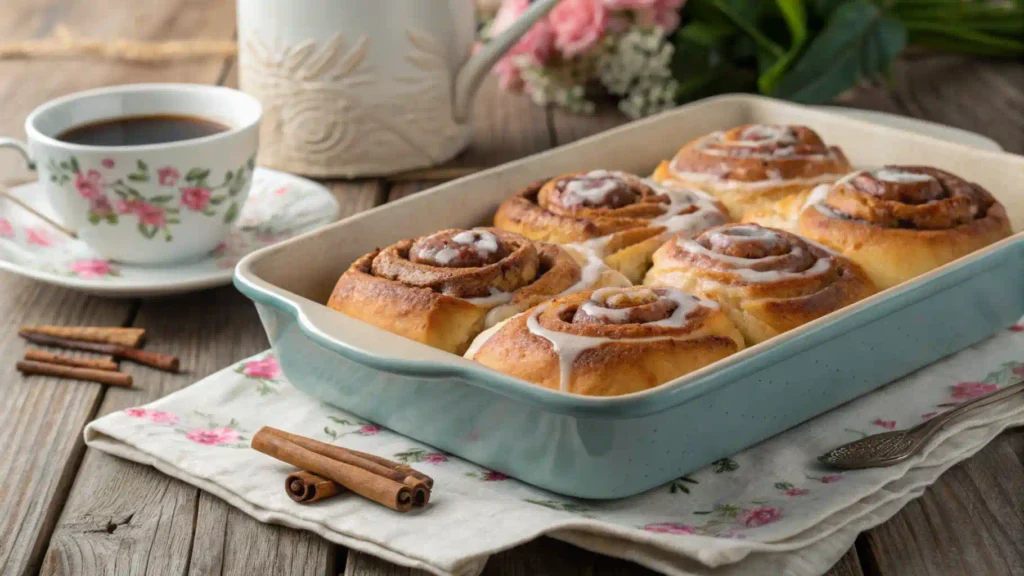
[
  {"left": 645, "top": 224, "right": 876, "bottom": 344},
  {"left": 652, "top": 124, "right": 851, "bottom": 218},
  {"left": 741, "top": 165, "right": 1014, "bottom": 290},
  {"left": 466, "top": 286, "right": 744, "bottom": 396},
  {"left": 328, "top": 228, "right": 630, "bottom": 354},
  {"left": 494, "top": 170, "right": 729, "bottom": 283},
  {"left": 808, "top": 166, "right": 998, "bottom": 229}
]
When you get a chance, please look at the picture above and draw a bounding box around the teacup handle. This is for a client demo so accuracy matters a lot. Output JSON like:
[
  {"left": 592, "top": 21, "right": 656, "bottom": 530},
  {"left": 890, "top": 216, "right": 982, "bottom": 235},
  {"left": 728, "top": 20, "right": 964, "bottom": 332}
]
[
  {"left": 0, "top": 137, "right": 35, "bottom": 170},
  {"left": 0, "top": 137, "right": 77, "bottom": 238}
]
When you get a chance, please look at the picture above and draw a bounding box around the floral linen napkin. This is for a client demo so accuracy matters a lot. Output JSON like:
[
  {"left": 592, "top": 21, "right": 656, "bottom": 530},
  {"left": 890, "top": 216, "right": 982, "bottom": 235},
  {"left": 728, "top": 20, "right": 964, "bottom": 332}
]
[{"left": 85, "top": 320, "right": 1024, "bottom": 576}]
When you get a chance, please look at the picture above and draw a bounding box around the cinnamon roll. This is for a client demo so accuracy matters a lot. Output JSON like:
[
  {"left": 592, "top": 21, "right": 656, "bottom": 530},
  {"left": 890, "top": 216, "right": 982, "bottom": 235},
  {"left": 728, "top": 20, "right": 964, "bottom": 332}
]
[
  {"left": 465, "top": 286, "right": 744, "bottom": 396},
  {"left": 493, "top": 170, "right": 729, "bottom": 283},
  {"left": 327, "top": 228, "right": 630, "bottom": 354},
  {"left": 651, "top": 124, "right": 852, "bottom": 218},
  {"left": 743, "top": 166, "right": 1013, "bottom": 289},
  {"left": 644, "top": 224, "right": 876, "bottom": 345}
]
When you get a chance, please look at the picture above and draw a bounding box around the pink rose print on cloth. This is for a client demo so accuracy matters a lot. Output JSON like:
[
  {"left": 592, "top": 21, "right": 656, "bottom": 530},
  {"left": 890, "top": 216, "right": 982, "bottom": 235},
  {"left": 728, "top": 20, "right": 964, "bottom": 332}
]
[
  {"left": 101, "top": 158, "right": 115, "bottom": 169},
  {"left": 1009, "top": 323, "right": 1024, "bottom": 332},
  {"left": 158, "top": 166, "right": 180, "bottom": 186},
  {"left": 820, "top": 475, "right": 842, "bottom": 484},
  {"left": 181, "top": 186, "right": 213, "bottom": 211},
  {"left": 25, "top": 226, "right": 55, "bottom": 247},
  {"left": 549, "top": 0, "right": 607, "bottom": 58},
  {"left": 644, "top": 522, "right": 696, "bottom": 535},
  {"left": 70, "top": 259, "right": 114, "bottom": 279},
  {"left": 872, "top": 418, "right": 896, "bottom": 430},
  {"left": 0, "top": 218, "right": 13, "bottom": 239},
  {"left": 951, "top": 382, "right": 999, "bottom": 401},
  {"left": 422, "top": 453, "right": 449, "bottom": 464},
  {"left": 739, "top": 506, "right": 782, "bottom": 528},
  {"left": 482, "top": 470, "right": 509, "bottom": 481},
  {"left": 186, "top": 427, "right": 241, "bottom": 446},
  {"left": 783, "top": 488, "right": 809, "bottom": 497},
  {"left": 148, "top": 410, "right": 179, "bottom": 425},
  {"left": 124, "top": 407, "right": 148, "bottom": 418},
  {"left": 243, "top": 356, "right": 281, "bottom": 379},
  {"left": 921, "top": 411, "right": 939, "bottom": 420},
  {"left": 358, "top": 424, "right": 381, "bottom": 436},
  {"left": 74, "top": 170, "right": 104, "bottom": 200}
]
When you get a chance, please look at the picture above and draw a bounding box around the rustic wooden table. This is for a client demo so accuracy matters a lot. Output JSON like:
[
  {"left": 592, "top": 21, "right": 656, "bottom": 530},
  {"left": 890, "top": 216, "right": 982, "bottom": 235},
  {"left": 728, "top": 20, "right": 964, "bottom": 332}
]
[{"left": 1, "top": 2, "right": 1022, "bottom": 575}]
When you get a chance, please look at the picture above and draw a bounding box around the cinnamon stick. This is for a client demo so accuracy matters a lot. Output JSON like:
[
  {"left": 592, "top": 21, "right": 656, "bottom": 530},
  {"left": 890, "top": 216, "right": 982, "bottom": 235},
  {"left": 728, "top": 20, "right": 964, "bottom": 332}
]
[
  {"left": 24, "top": 349, "right": 118, "bottom": 371},
  {"left": 251, "top": 429, "right": 413, "bottom": 512},
  {"left": 20, "top": 332, "right": 179, "bottom": 372},
  {"left": 285, "top": 471, "right": 344, "bottom": 503},
  {"left": 348, "top": 448, "right": 435, "bottom": 489},
  {"left": 262, "top": 427, "right": 431, "bottom": 505},
  {"left": 17, "top": 359, "right": 132, "bottom": 387},
  {"left": 19, "top": 325, "right": 145, "bottom": 348}
]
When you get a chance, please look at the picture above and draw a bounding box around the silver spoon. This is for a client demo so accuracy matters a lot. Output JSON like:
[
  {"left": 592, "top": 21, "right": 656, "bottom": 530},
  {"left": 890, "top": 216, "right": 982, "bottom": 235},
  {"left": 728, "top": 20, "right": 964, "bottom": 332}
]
[{"left": 819, "top": 378, "right": 1024, "bottom": 469}]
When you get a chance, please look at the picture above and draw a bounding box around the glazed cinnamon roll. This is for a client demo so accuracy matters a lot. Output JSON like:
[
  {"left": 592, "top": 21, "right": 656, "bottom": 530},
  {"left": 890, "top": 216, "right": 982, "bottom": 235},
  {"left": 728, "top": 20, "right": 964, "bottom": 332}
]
[
  {"left": 494, "top": 170, "right": 729, "bottom": 283},
  {"left": 644, "top": 224, "right": 876, "bottom": 345},
  {"left": 651, "top": 124, "right": 851, "bottom": 218},
  {"left": 743, "top": 166, "right": 1012, "bottom": 289},
  {"left": 466, "top": 286, "right": 744, "bottom": 396},
  {"left": 327, "top": 228, "right": 630, "bottom": 354}
]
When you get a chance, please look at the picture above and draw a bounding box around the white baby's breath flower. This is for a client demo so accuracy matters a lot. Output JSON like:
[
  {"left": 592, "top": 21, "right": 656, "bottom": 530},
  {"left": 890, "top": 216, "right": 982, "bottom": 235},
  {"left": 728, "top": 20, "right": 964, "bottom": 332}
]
[{"left": 597, "top": 26, "right": 678, "bottom": 119}]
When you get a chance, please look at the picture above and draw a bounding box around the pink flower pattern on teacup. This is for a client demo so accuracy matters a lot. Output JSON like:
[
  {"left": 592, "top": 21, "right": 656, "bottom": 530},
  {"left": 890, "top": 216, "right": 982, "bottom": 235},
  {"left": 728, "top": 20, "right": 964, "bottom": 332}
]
[
  {"left": 101, "top": 158, "right": 115, "bottom": 169},
  {"left": 74, "top": 170, "right": 104, "bottom": 200},
  {"left": 951, "top": 381, "right": 998, "bottom": 401},
  {"left": 0, "top": 218, "right": 13, "bottom": 239},
  {"left": 181, "top": 186, "right": 212, "bottom": 211},
  {"left": 158, "top": 166, "right": 180, "bottom": 186},
  {"left": 739, "top": 506, "right": 781, "bottom": 527},
  {"left": 643, "top": 522, "right": 696, "bottom": 535},
  {"left": 137, "top": 203, "right": 167, "bottom": 227},
  {"left": 243, "top": 356, "right": 281, "bottom": 379},
  {"left": 186, "top": 427, "right": 240, "bottom": 446},
  {"left": 25, "top": 226, "right": 54, "bottom": 246},
  {"left": 70, "top": 259, "right": 114, "bottom": 279},
  {"left": 90, "top": 196, "right": 114, "bottom": 218}
]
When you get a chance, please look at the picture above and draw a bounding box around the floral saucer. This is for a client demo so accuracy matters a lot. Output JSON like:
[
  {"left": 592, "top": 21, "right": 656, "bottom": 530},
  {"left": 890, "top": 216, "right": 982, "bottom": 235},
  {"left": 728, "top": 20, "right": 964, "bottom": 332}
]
[{"left": 0, "top": 168, "right": 339, "bottom": 297}]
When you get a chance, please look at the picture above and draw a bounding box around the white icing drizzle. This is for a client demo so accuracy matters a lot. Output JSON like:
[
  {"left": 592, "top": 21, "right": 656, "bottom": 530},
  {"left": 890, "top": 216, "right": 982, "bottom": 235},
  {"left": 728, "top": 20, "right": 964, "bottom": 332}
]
[
  {"left": 526, "top": 288, "right": 715, "bottom": 392},
  {"left": 677, "top": 226, "right": 833, "bottom": 283},
  {"left": 665, "top": 167, "right": 845, "bottom": 191},
  {"left": 872, "top": 168, "right": 934, "bottom": 183},
  {"left": 561, "top": 169, "right": 623, "bottom": 207},
  {"left": 452, "top": 229, "right": 499, "bottom": 253}
]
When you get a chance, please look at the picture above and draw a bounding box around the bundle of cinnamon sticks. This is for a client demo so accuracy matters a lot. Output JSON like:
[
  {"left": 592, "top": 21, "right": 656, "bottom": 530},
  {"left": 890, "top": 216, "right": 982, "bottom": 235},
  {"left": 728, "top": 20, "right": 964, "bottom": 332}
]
[
  {"left": 252, "top": 427, "right": 434, "bottom": 512},
  {"left": 15, "top": 325, "right": 181, "bottom": 387}
]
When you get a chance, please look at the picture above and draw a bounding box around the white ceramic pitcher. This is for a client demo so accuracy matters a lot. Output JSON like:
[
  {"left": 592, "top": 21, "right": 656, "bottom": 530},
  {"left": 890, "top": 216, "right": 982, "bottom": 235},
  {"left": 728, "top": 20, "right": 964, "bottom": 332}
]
[{"left": 236, "top": 0, "right": 559, "bottom": 178}]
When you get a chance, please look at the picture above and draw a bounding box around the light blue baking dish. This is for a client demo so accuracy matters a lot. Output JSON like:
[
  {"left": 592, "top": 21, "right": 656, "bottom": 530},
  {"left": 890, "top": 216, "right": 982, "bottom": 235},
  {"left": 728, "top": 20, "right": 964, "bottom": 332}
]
[{"left": 234, "top": 95, "right": 1024, "bottom": 498}]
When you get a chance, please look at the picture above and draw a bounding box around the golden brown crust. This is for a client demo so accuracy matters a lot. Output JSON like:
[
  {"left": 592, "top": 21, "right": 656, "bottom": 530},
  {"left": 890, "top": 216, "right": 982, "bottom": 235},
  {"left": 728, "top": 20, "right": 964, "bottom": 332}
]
[
  {"left": 327, "top": 229, "right": 630, "bottom": 354},
  {"left": 744, "top": 167, "right": 1014, "bottom": 289},
  {"left": 467, "top": 287, "right": 744, "bottom": 396},
  {"left": 493, "top": 171, "right": 729, "bottom": 283},
  {"left": 644, "top": 224, "right": 877, "bottom": 344},
  {"left": 651, "top": 124, "right": 851, "bottom": 218}
]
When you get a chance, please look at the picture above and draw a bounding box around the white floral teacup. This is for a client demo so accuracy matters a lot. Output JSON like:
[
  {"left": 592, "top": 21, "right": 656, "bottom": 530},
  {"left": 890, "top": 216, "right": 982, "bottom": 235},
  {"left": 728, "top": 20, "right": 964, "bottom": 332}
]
[{"left": 0, "top": 84, "right": 261, "bottom": 265}]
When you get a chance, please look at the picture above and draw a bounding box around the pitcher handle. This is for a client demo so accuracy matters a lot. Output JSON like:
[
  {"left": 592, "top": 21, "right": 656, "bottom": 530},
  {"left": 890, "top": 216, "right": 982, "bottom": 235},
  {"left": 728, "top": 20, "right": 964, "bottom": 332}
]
[
  {"left": 0, "top": 138, "right": 35, "bottom": 170},
  {"left": 452, "top": 0, "right": 562, "bottom": 123}
]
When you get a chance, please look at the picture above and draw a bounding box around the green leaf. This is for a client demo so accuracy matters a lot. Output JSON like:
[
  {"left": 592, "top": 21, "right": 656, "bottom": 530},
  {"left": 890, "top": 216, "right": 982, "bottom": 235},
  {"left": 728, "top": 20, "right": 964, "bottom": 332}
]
[
  {"left": 223, "top": 201, "right": 240, "bottom": 224},
  {"left": 88, "top": 213, "right": 101, "bottom": 225},
  {"left": 69, "top": 157, "right": 80, "bottom": 174},
  {"left": 59, "top": 161, "right": 69, "bottom": 171},
  {"left": 148, "top": 195, "right": 174, "bottom": 204},
  {"left": 138, "top": 222, "right": 157, "bottom": 239},
  {"left": 127, "top": 173, "right": 150, "bottom": 182},
  {"left": 186, "top": 168, "right": 210, "bottom": 182},
  {"left": 757, "top": 0, "right": 808, "bottom": 94},
  {"left": 711, "top": 0, "right": 785, "bottom": 57},
  {"left": 106, "top": 214, "right": 119, "bottom": 225},
  {"left": 137, "top": 159, "right": 148, "bottom": 171},
  {"left": 772, "top": 0, "right": 906, "bottom": 103},
  {"left": 209, "top": 196, "right": 226, "bottom": 205}
]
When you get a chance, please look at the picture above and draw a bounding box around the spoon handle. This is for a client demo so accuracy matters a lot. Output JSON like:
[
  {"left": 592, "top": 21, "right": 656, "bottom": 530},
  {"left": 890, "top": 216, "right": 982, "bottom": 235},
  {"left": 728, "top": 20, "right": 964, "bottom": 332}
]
[{"left": 913, "top": 378, "right": 1024, "bottom": 441}]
